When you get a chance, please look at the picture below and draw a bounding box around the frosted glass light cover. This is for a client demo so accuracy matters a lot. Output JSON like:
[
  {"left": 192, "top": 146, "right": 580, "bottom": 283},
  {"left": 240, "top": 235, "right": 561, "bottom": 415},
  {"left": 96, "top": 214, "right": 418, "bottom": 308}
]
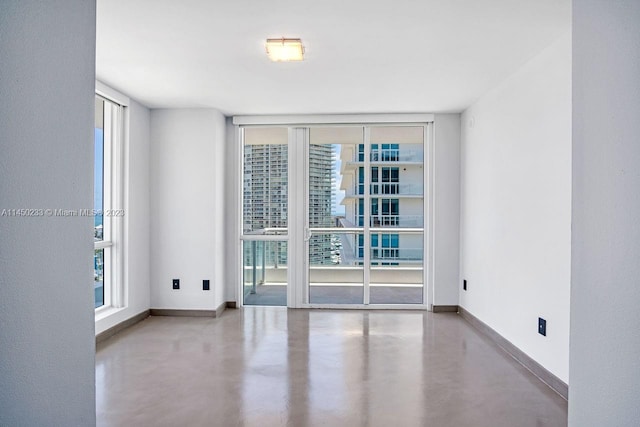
[{"left": 266, "top": 38, "right": 304, "bottom": 62}]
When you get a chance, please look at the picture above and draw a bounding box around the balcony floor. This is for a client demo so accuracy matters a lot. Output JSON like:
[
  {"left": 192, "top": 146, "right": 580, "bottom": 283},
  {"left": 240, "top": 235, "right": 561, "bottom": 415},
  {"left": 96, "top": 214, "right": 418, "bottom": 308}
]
[{"left": 243, "top": 284, "right": 425, "bottom": 306}]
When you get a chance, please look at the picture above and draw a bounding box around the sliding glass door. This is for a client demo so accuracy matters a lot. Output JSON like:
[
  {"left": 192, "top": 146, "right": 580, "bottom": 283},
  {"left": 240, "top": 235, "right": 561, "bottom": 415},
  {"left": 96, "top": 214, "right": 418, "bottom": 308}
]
[
  {"left": 367, "top": 126, "right": 424, "bottom": 304},
  {"left": 307, "top": 127, "right": 365, "bottom": 304},
  {"left": 305, "top": 125, "right": 426, "bottom": 306},
  {"left": 239, "top": 121, "right": 430, "bottom": 308},
  {"left": 241, "top": 127, "right": 289, "bottom": 306}
]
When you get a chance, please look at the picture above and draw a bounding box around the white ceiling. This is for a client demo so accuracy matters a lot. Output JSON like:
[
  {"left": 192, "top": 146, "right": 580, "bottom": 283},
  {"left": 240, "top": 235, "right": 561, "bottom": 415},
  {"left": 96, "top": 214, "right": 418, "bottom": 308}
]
[{"left": 96, "top": 0, "right": 570, "bottom": 115}]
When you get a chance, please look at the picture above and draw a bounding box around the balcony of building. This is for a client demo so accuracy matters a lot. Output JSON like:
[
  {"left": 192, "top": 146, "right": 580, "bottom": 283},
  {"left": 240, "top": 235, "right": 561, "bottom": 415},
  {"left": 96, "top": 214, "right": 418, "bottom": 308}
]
[
  {"left": 243, "top": 264, "right": 424, "bottom": 306},
  {"left": 342, "top": 183, "right": 423, "bottom": 198},
  {"left": 341, "top": 148, "right": 423, "bottom": 167},
  {"left": 242, "top": 228, "right": 424, "bottom": 306}
]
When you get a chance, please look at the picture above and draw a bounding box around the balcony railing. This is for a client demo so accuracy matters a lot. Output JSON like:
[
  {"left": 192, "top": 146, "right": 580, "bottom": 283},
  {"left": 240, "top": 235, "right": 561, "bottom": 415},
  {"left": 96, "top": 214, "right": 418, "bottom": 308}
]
[
  {"left": 370, "top": 248, "right": 423, "bottom": 262},
  {"left": 243, "top": 265, "right": 424, "bottom": 286},
  {"left": 343, "top": 183, "right": 423, "bottom": 197},
  {"left": 369, "top": 215, "right": 423, "bottom": 227},
  {"left": 348, "top": 215, "right": 424, "bottom": 228},
  {"left": 347, "top": 149, "right": 424, "bottom": 162}
]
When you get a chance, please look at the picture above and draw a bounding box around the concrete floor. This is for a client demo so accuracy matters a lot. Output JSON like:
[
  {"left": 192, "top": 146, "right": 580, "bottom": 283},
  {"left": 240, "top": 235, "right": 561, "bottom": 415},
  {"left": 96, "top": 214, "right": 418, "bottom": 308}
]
[{"left": 96, "top": 307, "right": 567, "bottom": 427}]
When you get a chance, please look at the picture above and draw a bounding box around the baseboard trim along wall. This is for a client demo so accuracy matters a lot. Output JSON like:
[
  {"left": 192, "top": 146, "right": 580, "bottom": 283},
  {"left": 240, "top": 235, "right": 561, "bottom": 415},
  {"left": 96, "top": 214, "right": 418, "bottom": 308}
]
[
  {"left": 458, "top": 306, "right": 568, "bottom": 400},
  {"left": 214, "top": 301, "right": 226, "bottom": 317},
  {"left": 96, "top": 309, "right": 150, "bottom": 345},
  {"left": 150, "top": 304, "right": 228, "bottom": 318},
  {"left": 432, "top": 305, "right": 459, "bottom": 313},
  {"left": 150, "top": 309, "right": 216, "bottom": 317}
]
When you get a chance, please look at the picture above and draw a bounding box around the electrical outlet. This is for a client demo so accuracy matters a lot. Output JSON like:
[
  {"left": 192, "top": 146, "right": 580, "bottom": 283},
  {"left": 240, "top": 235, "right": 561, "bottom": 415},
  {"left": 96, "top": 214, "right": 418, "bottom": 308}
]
[
  {"left": 463, "top": 279, "right": 467, "bottom": 291},
  {"left": 203, "top": 279, "right": 210, "bottom": 291},
  {"left": 538, "top": 318, "right": 546, "bottom": 336},
  {"left": 172, "top": 279, "right": 180, "bottom": 290}
]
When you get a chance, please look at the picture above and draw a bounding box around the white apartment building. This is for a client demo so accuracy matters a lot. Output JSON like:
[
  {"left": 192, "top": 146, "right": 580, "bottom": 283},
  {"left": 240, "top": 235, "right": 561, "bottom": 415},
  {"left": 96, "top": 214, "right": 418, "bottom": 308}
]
[
  {"left": 339, "top": 129, "right": 425, "bottom": 267},
  {"left": 242, "top": 129, "right": 336, "bottom": 273}
]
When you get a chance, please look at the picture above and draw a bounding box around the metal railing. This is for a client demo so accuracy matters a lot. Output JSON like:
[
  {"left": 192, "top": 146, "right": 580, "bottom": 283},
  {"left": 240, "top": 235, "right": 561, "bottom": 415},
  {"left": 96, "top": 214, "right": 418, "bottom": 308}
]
[
  {"left": 371, "top": 148, "right": 422, "bottom": 162},
  {"left": 369, "top": 215, "right": 423, "bottom": 227},
  {"left": 344, "top": 183, "right": 423, "bottom": 197},
  {"left": 370, "top": 248, "right": 423, "bottom": 261}
]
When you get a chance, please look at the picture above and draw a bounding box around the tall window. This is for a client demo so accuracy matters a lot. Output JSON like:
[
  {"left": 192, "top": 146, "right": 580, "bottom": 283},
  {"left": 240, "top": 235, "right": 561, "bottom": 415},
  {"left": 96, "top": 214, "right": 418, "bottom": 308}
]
[
  {"left": 94, "top": 94, "right": 123, "bottom": 310},
  {"left": 241, "top": 127, "right": 289, "bottom": 306}
]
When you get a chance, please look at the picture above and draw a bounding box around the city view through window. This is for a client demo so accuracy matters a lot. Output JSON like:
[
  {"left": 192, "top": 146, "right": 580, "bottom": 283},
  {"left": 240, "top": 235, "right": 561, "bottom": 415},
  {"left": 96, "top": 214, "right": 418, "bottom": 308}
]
[
  {"left": 242, "top": 126, "right": 425, "bottom": 306},
  {"left": 94, "top": 96, "right": 105, "bottom": 308},
  {"left": 94, "top": 95, "right": 121, "bottom": 310}
]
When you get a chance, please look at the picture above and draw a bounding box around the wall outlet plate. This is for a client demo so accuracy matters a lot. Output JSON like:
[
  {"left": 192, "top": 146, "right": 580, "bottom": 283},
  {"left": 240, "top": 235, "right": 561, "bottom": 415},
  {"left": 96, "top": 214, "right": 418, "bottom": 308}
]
[
  {"left": 203, "top": 279, "right": 210, "bottom": 291},
  {"left": 172, "top": 279, "right": 180, "bottom": 290},
  {"left": 463, "top": 279, "right": 467, "bottom": 291},
  {"left": 538, "top": 317, "right": 547, "bottom": 336}
]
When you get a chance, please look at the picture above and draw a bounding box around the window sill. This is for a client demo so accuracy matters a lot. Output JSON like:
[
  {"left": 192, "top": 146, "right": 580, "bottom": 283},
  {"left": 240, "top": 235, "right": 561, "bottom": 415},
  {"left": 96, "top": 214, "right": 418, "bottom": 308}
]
[{"left": 95, "top": 305, "right": 125, "bottom": 322}]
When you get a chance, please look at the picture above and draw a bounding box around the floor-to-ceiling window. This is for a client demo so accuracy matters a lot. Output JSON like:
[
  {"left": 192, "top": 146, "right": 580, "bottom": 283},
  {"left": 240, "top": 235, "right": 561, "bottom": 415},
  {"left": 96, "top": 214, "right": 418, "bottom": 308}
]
[
  {"left": 238, "top": 117, "right": 431, "bottom": 308},
  {"left": 94, "top": 94, "right": 124, "bottom": 310},
  {"left": 241, "top": 127, "right": 289, "bottom": 306},
  {"left": 307, "top": 125, "right": 425, "bottom": 306},
  {"left": 307, "top": 127, "right": 365, "bottom": 304},
  {"left": 366, "top": 126, "right": 424, "bottom": 304},
  {"left": 94, "top": 96, "right": 106, "bottom": 308}
]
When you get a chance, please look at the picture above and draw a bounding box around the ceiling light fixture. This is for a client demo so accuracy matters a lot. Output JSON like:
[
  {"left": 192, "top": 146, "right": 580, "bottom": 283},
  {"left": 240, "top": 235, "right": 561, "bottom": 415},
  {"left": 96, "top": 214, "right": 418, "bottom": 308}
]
[{"left": 265, "top": 38, "right": 305, "bottom": 62}]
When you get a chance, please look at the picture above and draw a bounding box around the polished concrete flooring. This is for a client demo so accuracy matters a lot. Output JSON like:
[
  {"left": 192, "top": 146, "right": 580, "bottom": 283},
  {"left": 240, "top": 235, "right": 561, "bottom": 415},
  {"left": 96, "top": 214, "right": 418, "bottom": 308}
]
[{"left": 96, "top": 308, "right": 567, "bottom": 427}]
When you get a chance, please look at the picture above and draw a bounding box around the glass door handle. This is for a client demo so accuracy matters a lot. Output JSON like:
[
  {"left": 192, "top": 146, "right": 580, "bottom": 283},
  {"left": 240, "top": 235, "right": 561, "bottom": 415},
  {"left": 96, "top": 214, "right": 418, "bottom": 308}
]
[{"left": 304, "top": 228, "right": 312, "bottom": 242}]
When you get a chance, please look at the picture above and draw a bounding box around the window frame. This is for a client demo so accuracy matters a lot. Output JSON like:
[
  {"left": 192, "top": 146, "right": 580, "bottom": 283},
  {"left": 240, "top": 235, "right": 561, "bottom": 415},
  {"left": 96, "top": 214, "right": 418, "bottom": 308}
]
[
  {"left": 233, "top": 114, "right": 435, "bottom": 310},
  {"left": 94, "top": 82, "right": 128, "bottom": 315}
]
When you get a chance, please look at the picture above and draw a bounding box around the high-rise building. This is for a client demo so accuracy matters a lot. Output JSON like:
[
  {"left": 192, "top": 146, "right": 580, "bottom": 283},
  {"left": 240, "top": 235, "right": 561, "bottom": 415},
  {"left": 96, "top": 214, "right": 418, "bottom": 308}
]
[
  {"left": 243, "top": 141, "right": 336, "bottom": 266},
  {"left": 340, "top": 141, "right": 424, "bottom": 266},
  {"left": 243, "top": 143, "right": 288, "bottom": 231},
  {"left": 243, "top": 142, "right": 288, "bottom": 266},
  {"left": 308, "top": 143, "right": 335, "bottom": 265}
]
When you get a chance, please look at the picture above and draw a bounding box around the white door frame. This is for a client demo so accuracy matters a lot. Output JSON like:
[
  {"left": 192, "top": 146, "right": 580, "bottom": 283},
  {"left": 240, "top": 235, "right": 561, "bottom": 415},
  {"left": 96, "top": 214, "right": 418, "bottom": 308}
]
[{"left": 235, "top": 115, "right": 434, "bottom": 310}]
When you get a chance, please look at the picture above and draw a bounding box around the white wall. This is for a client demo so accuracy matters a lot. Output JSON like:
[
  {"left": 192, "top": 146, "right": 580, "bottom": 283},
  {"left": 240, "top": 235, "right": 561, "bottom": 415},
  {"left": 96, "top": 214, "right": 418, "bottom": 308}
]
[
  {"left": 570, "top": 1, "right": 640, "bottom": 425},
  {"left": 433, "top": 114, "right": 461, "bottom": 306},
  {"left": 460, "top": 33, "right": 571, "bottom": 382},
  {"left": 0, "top": 1, "right": 97, "bottom": 425},
  {"left": 150, "top": 109, "right": 226, "bottom": 310},
  {"left": 96, "top": 99, "right": 151, "bottom": 334}
]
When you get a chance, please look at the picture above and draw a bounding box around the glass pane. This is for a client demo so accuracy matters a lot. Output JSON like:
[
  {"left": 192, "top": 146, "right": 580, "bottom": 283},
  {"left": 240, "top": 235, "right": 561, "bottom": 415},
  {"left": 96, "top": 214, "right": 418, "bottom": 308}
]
[
  {"left": 243, "top": 127, "right": 288, "bottom": 234},
  {"left": 308, "top": 127, "right": 365, "bottom": 304},
  {"left": 370, "top": 232, "right": 423, "bottom": 304},
  {"left": 243, "top": 240, "right": 287, "bottom": 306},
  {"left": 310, "top": 127, "right": 364, "bottom": 229},
  {"left": 94, "top": 97, "right": 105, "bottom": 310},
  {"left": 94, "top": 248, "right": 104, "bottom": 308},
  {"left": 94, "top": 97, "right": 104, "bottom": 242},
  {"left": 304, "top": 125, "right": 425, "bottom": 307},
  {"left": 309, "top": 232, "right": 364, "bottom": 304},
  {"left": 308, "top": 143, "right": 334, "bottom": 231},
  {"left": 369, "top": 126, "right": 424, "bottom": 228}
]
